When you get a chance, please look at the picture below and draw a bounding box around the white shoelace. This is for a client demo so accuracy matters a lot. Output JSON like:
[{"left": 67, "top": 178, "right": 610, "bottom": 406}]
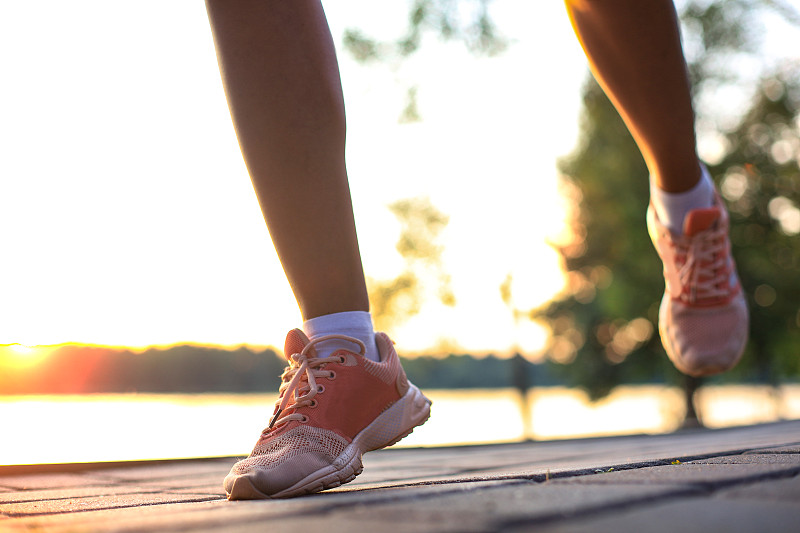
[
  {"left": 264, "top": 334, "right": 366, "bottom": 433},
  {"left": 673, "top": 225, "right": 731, "bottom": 303}
]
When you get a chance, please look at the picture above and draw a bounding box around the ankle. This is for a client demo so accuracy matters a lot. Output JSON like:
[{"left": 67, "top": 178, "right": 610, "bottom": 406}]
[
  {"left": 650, "top": 164, "right": 714, "bottom": 234},
  {"left": 302, "top": 311, "right": 381, "bottom": 362},
  {"left": 651, "top": 161, "right": 703, "bottom": 193}
]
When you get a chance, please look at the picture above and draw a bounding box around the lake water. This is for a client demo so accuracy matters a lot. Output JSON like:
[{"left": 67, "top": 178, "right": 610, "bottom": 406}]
[{"left": 2, "top": 385, "right": 799, "bottom": 466}]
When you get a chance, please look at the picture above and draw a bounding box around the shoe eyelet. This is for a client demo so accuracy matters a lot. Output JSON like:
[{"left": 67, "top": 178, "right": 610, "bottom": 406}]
[
  {"left": 328, "top": 370, "right": 336, "bottom": 379},
  {"left": 300, "top": 415, "right": 309, "bottom": 423},
  {"left": 338, "top": 356, "right": 346, "bottom": 364},
  {"left": 317, "top": 384, "right": 325, "bottom": 393},
  {"left": 309, "top": 399, "right": 318, "bottom": 408}
]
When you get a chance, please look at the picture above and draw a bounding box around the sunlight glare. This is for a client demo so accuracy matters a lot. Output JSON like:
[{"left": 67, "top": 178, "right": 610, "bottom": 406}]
[
  {"left": 0, "top": 1, "right": 585, "bottom": 352},
  {"left": 9, "top": 344, "right": 35, "bottom": 356},
  {"left": 0, "top": 344, "right": 50, "bottom": 369}
]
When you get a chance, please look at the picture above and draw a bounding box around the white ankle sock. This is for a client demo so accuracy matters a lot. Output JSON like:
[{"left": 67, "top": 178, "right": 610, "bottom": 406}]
[
  {"left": 303, "top": 311, "right": 381, "bottom": 362},
  {"left": 650, "top": 165, "right": 715, "bottom": 234}
]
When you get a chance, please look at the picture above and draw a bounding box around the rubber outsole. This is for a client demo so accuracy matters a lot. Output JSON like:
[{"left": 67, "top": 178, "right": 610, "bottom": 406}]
[
  {"left": 226, "top": 384, "right": 431, "bottom": 500},
  {"left": 659, "top": 292, "right": 748, "bottom": 378}
]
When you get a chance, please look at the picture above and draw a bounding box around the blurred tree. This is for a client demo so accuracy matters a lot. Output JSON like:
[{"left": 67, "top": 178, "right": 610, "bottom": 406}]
[
  {"left": 340, "top": 0, "right": 800, "bottom": 411},
  {"left": 343, "top": 0, "right": 507, "bottom": 62},
  {"left": 710, "top": 71, "right": 800, "bottom": 384},
  {"left": 535, "top": 0, "right": 800, "bottom": 403},
  {"left": 368, "top": 197, "right": 455, "bottom": 334},
  {"left": 342, "top": 0, "right": 507, "bottom": 122},
  {"left": 534, "top": 76, "right": 668, "bottom": 401}
]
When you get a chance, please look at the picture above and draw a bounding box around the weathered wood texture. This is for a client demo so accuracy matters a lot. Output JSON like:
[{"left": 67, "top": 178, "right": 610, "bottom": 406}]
[{"left": 1, "top": 421, "right": 799, "bottom": 532}]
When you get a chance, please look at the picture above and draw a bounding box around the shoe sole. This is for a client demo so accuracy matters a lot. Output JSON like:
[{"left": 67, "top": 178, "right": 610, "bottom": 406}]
[
  {"left": 226, "top": 383, "right": 431, "bottom": 500},
  {"left": 659, "top": 295, "right": 748, "bottom": 377}
]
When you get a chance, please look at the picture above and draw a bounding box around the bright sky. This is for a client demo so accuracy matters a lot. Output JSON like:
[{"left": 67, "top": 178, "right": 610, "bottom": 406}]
[{"left": 0, "top": 1, "right": 594, "bottom": 356}]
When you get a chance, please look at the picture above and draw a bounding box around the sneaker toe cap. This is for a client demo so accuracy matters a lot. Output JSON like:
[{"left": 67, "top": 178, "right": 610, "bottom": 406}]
[
  {"left": 225, "top": 450, "right": 335, "bottom": 499},
  {"left": 660, "top": 294, "right": 749, "bottom": 377}
]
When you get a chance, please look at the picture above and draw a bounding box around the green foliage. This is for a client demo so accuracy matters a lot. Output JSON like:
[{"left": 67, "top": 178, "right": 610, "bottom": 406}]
[
  {"left": 367, "top": 197, "right": 455, "bottom": 333},
  {"left": 536, "top": 1, "right": 800, "bottom": 400},
  {"left": 535, "top": 77, "right": 671, "bottom": 401},
  {"left": 399, "top": 353, "right": 560, "bottom": 390},
  {"left": 339, "top": 0, "right": 800, "bottom": 400},
  {"left": 342, "top": 28, "right": 380, "bottom": 62},
  {"left": 710, "top": 72, "right": 800, "bottom": 382},
  {"left": 399, "top": 86, "right": 422, "bottom": 124},
  {"left": 342, "top": 0, "right": 507, "bottom": 63},
  {"left": 341, "top": 0, "right": 506, "bottom": 122}
]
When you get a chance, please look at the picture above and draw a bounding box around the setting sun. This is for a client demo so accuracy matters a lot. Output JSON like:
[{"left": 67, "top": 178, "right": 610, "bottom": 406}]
[
  {"left": 8, "top": 344, "right": 35, "bottom": 356},
  {"left": 0, "top": 344, "right": 51, "bottom": 369}
]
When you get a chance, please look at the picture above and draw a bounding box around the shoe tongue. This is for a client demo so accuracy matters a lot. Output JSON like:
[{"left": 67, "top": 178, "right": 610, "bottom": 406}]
[
  {"left": 683, "top": 207, "right": 720, "bottom": 237},
  {"left": 283, "top": 328, "right": 316, "bottom": 360}
]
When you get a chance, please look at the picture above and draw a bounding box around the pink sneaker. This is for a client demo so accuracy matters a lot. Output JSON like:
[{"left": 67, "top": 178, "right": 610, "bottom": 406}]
[
  {"left": 224, "top": 329, "right": 431, "bottom": 500},
  {"left": 647, "top": 193, "right": 749, "bottom": 377}
]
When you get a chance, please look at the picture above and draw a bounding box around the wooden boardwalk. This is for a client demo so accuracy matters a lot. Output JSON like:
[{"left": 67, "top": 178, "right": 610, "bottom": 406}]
[{"left": 1, "top": 420, "right": 799, "bottom": 532}]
